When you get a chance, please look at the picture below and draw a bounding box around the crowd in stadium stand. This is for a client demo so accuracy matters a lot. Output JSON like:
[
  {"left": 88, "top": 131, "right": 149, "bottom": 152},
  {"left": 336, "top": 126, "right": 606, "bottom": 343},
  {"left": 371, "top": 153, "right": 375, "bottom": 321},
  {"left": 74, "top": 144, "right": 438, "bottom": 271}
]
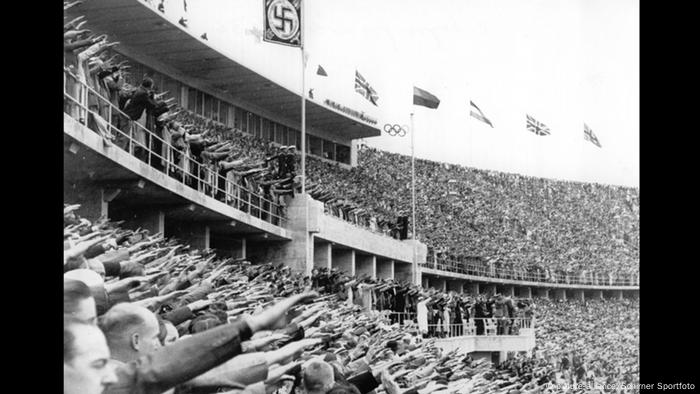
[
  {"left": 64, "top": 9, "right": 639, "bottom": 287},
  {"left": 307, "top": 146, "right": 640, "bottom": 285},
  {"left": 64, "top": 11, "right": 300, "bottom": 224},
  {"left": 64, "top": 204, "right": 639, "bottom": 394}
]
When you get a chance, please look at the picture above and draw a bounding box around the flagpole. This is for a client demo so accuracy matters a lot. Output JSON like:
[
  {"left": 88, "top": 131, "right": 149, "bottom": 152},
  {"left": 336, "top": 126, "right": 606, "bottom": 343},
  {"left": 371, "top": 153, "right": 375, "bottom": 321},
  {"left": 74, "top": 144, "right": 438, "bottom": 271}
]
[
  {"left": 301, "top": 0, "right": 309, "bottom": 274},
  {"left": 410, "top": 112, "right": 417, "bottom": 284}
]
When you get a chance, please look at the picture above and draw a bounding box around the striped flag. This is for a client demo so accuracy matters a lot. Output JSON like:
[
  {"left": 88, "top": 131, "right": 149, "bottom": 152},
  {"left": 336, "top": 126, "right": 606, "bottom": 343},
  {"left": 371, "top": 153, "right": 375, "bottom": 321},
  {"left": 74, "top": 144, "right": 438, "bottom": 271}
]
[
  {"left": 584, "top": 123, "right": 602, "bottom": 148},
  {"left": 526, "top": 114, "right": 551, "bottom": 136},
  {"left": 469, "top": 101, "right": 493, "bottom": 127},
  {"left": 317, "top": 65, "right": 328, "bottom": 76},
  {"left": 355, "top": 70, "right": 379, "bottom": 106},
  {"left": 413, "top": 86, "right": 440, "bottom": 109}
]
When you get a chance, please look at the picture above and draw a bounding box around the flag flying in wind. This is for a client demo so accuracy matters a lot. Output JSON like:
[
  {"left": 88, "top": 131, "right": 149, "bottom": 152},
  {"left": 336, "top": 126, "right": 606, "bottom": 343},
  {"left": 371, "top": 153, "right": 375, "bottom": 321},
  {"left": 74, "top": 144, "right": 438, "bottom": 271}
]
[
  {"left": 316, "top": 65, "right": 328, "bottom": 76},
  {"left": 469, "top": 101, "right": 493, "bottom": 127},
  {"left": 584, "top": 123, "right": 602, "bottom": 148},
  {"left": 355, "top": 71, "right": 379, "bottom": 106},
  {"left": 526, "top": 114, "right": 551, "bottom": 136},
  {"left": 413, "top": 87, "right": 440, "bottom": 109}
]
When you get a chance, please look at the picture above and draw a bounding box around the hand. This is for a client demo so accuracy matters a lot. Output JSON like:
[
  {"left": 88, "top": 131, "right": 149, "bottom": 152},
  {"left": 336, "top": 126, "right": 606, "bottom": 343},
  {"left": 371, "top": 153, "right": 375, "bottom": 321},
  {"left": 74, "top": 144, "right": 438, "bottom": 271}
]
[
  {"left": 64, "top": 234, "right": 111, "bottom": 262},
  {"left": 64, "top": 0, "right": 83, "bottom": 10},
  {"left": 265, "top": 361, "right": 303, "bottom": 385},
  {"left": 132, "top": 290, "right": 187, "bottom": 311},
  {"left": 187, "top": 298, "right": 213, "bottom": 312},
  {"left": 245, "top": 292, "right": 318, "bottom": 332},
  {"left": 105, "top": 276, "right": 148, "bottom": 294}
]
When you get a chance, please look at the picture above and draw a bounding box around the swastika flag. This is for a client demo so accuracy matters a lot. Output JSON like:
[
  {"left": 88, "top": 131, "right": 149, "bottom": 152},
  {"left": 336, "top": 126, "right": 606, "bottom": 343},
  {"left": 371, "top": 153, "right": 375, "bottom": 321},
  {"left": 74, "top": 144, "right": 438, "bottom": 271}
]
[{"left": 263, "top": 0, "right": 302, "bottom": 47}]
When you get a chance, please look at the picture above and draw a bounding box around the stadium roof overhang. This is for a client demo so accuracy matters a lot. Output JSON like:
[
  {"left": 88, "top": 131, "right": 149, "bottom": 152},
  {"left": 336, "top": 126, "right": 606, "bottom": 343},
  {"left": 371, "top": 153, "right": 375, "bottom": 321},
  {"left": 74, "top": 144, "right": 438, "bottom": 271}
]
[{"left": 68, "top": 0, "right": 380, "bottom": 141}]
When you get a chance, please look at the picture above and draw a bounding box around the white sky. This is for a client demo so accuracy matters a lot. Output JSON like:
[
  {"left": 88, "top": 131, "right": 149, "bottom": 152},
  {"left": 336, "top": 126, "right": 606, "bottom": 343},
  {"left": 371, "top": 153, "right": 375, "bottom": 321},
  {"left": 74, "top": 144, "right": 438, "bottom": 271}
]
[{"left": 161, "top": 0, "right": 639, "bottom": 187}]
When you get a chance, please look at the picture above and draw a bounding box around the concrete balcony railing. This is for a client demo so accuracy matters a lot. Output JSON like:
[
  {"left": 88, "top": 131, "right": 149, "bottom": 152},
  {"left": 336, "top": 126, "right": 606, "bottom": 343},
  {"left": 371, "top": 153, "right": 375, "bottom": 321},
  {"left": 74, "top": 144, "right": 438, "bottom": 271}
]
[
  {"left": 422, "top": 257, "right": 639, "bottom": 288},
  {"left": 64, "top": 67, "right": 287, "bottom": 227}
]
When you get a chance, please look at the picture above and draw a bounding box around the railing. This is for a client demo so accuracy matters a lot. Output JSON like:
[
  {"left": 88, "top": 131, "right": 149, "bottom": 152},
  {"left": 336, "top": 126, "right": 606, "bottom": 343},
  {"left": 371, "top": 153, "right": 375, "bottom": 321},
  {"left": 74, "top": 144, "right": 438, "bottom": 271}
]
[
  {"left": 322, "top": 207, "right": 402, "bottom": 240},
  {"left": 424, "top": 318, "right": 534, "bottom": 338},
  {"left": 385, "top": 312, "right": 417, "bottom": 324},
  {"left": 64, "top": 67, "right": 286, "bottom": 226},
  {"left": 421, "top": 256, "right": 639, "bottom": 287}
]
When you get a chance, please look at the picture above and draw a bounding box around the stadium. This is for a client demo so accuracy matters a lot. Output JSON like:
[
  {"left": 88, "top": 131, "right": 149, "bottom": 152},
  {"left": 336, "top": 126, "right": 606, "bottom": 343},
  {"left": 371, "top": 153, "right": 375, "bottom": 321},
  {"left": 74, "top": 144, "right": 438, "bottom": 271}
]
[{"left": 63, "top": 1, "right": 639, "bottom": 393}]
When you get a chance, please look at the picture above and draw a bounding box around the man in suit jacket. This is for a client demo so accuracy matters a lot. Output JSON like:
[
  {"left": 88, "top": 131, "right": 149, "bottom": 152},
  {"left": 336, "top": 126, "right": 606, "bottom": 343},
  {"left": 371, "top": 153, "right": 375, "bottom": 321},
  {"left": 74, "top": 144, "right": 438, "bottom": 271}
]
[{"left": 98, "top": 292, "right": 317, "bottom": 394}]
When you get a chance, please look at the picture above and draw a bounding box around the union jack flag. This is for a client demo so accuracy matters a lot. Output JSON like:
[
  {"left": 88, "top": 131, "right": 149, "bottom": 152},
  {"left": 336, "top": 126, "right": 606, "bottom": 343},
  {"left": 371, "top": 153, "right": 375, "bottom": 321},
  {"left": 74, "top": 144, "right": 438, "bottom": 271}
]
[
  {"left": 526, "top": 114, "right": 550, "bottom": 136},
  {"left": 584, "top": 123, "right": 602, "bottom": 148},
  {"left": 355, "top": 70, "right": 379, "bottom": 106}
]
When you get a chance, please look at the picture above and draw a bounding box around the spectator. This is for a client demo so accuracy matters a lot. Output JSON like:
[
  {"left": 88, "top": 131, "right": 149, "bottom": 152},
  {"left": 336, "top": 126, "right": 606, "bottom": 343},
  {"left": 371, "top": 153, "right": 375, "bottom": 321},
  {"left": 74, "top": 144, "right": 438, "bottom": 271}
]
[{"left": 64, "top": 316, "right": 119, "bottom": 394}]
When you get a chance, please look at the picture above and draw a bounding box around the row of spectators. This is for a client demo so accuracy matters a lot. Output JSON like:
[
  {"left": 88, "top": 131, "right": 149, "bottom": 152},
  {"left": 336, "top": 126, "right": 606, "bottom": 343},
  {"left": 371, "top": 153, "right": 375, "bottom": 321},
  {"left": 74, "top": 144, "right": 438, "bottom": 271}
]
[
  {"left": 64, "top": 11, "right": 298, "bottom": 224},
  {"left": 307, "top": 146, "right": 640, "bottom": 284},
  {"left": 64, "top": 203, "right": 639, "bottom": 394},
  {"left": 64, "top": 5, "right": 639, "bottom": 283}
]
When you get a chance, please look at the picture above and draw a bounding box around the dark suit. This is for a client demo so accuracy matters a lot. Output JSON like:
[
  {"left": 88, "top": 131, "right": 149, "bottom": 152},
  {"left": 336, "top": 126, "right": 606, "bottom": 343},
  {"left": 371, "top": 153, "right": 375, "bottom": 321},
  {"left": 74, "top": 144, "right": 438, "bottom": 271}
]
[
  {"left": 105, "top": 319, "right": 252, "bottom": 394},
  {"left": 123, "top": 87, "right": 158, "bottom": 121}
]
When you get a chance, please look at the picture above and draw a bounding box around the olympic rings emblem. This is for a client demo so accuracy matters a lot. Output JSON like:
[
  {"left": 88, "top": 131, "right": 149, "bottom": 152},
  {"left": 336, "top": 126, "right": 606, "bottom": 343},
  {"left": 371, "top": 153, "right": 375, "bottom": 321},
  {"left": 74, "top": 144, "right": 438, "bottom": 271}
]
[{"left": 383, "top": 124, "right": 408, "bottom": 137}]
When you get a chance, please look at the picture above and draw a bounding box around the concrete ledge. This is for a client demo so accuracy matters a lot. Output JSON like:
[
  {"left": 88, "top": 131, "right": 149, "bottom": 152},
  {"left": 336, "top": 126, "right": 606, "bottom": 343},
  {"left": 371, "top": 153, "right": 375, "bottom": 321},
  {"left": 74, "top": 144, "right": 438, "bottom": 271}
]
[
  {"left": 434, "top": 334, "right": 536, "bottom": 354},
  {"left": 316, "top": 214, "right": 426, "bottom": 264},
  {"left": 64, "top": 114, "right": 290, "bottom": 240},
  {"left": 420, "top": 267, "right": 639, "bottom": 291}
]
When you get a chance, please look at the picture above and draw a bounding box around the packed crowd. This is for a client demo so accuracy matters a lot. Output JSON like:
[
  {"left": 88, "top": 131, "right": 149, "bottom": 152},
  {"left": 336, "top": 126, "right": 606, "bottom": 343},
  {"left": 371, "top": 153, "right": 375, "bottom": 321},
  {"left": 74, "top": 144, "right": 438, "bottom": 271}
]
[
  {"left": 310, "top": 269, "right": 534, "bottom": 338},
  {"left": 307, "top": 146, "right": 640, "bottom": 284},
  {"left": 64, "top": 10, "right": 300, "bottom": 223},
  {"left": 64, "top": 201, "right": 639, "bottom": 394},
  {"left": 64, "top": 5, "right": 638, "bottom": 282}
]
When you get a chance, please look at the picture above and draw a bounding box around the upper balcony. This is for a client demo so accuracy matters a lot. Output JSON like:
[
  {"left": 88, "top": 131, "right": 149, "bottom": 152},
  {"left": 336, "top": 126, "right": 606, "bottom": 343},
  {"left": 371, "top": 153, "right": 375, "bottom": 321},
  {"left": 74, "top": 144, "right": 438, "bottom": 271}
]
[
  {"left": 64, "top": 68, "right": 290, "bottom": 242},
  {"left": 65, "top": 0, "right": 381, "bottom": 142}
]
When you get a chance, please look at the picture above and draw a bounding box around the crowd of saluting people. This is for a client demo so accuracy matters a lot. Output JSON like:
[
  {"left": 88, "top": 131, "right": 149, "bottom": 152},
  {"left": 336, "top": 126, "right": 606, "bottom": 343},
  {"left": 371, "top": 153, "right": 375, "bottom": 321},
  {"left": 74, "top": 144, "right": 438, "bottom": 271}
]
[
  {"left": 64, "top": 203, "right": 639, "bottom": 394},
  {"left": 64, "top": 9, "right": 300, "bottom": 224},
  {"left": 64, "top": 5, "right": 638, "bottom": 287},
  {"left": 306, "top": 147, "right": 639, "bottom": 285}
]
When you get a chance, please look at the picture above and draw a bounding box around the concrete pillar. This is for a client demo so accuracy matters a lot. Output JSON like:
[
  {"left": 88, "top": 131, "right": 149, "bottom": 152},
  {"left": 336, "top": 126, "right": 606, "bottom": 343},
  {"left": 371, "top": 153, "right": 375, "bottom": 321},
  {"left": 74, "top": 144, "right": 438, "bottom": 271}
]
[
  {"left": 395, "top": 263, "right": 413, "bottom": 283},
  {"left": 611, "top": 290, "right": 624, "bottom": 300},
  {"left": 166, "top": 220, "right": 208, "bottom": 250},
  {"left": 536, "top": 288, "right": 550, "bottom": 299},
  {"left": 569, "top": 289, "right": 584, "bottom": 302},
  {"left": 503, "top": 285, "right": 515, "bottom": 298},
  {"left": 422, "top": 276, "right": 429, "bottom": 289},
  {"left": 467, "top": 282, "right": 480, "bottom": 295},
  {"left": 377, "top": 259, "right": 394, "bottom": 279},
  {"left": 204, "top": 226, "right": 210, "bottom": 250},
  {"left": 439, "top": 278, "right": 447, "bottom": 292},
  {"left": 518, "top": 287, "right": 532, "bottom": 299},
  {"left": 313, "top": 242, "right": 332, "bottom": 269},
  {"left": 63, "top": 181, "right": 106, "bottom": 223},
  {"left": 553, "top": 288, "right": 566, "bottom": 301},
  {"left": 332, "top": 249, "right": 355, "bottom": 276},
  {"left": 241, "top": 238, "right": 247, "bottom": 259},
  {"left": 484, "top": 284, "right": 497, "bottom": 297},
  {"left": 446, "top": 280, "right": 463, "bottom": 293},
  {"left": 114, "top": 207, "right": 165, "bottom": 235},
  {"left": 356, "top": 254, "right": 376, "bottom": 279},
  {"left": 258, "top": 194, "right": 319, "bottom": 274}
]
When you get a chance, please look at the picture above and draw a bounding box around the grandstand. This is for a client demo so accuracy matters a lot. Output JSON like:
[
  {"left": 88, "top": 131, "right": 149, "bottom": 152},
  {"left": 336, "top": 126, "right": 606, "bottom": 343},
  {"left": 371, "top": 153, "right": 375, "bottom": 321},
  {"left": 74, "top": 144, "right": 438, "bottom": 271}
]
[{"left": 63, "top": 1, "right": 639, "bottom": 393}]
